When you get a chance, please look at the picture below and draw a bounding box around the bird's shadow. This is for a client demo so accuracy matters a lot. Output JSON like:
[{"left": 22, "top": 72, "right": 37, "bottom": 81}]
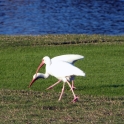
[
  {"left": 101, "top": 84, "right": 124, "bottom": 88},
  {"left": 77, "top": 84, "right": 124, "bottom": 90}
]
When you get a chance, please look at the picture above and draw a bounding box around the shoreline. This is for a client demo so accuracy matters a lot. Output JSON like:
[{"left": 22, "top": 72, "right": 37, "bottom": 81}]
[{"left": 0, "top": 34, "right": 124, "bottom": 47}]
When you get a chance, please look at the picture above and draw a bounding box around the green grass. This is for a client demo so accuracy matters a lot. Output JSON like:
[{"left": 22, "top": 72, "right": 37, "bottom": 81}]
[{"left": 0, "top": 35, "right": 124, "bottom": 123}]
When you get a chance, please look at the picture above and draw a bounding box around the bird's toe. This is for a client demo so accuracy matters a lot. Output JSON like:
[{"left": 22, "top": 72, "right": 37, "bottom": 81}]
[{"left": 72, "top": 96, "right": 79, "bottom": 103}]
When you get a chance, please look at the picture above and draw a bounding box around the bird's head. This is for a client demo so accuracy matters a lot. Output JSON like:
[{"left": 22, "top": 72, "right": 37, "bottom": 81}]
[
  {"left": 42, "top": 56, "right": 51, "bottom": 65},
  {"left": 35, "top": 56, "right": 51, "bottom": 75},
  {"left": 29, "top": 73, "right": 44, "bottom": 88},
  {"left": 29, "top": 56, "right": 51, "bottom": 88},
  {"left": 29, "top": 73, "right": 39, "bottom": 88}
]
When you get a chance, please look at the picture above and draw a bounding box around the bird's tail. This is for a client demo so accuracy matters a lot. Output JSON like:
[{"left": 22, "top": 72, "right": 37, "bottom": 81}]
[
  {"left": 80, "top": 71, "right": 85, "bottom": 76},
  {"left": 74, "top": 68, "right": 85, "bottom": 77}
]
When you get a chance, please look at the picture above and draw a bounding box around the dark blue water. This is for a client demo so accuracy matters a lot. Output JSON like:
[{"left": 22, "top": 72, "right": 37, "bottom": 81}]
[{"left": 0, "top": 0, "right": 124, "bottom": 35}]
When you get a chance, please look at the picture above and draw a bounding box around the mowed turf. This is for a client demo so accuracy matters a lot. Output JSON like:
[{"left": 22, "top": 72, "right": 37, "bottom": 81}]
[{"left": 0, "top": 35, "right": 124, "bottom": 123}]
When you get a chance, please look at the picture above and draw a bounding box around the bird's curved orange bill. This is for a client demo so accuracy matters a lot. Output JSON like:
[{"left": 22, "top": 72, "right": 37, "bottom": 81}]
[
  {"left": 29, "top": 61, "right": 44, "bottom": 88},
  {"left": 29, "top": 78, "right": 36, "bottom": 87},
  {"left": 35, "top": 61, "right": 45, "bottom": 75}
]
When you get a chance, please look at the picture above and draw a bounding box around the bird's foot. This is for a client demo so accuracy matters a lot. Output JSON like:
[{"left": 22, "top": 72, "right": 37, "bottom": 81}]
[
  {"left": 72, "top": 96, "right": 79, "bottom": 103},
  {"left": 70, "top": 86, "right": 76, "bottom": 91},
  {"left": 72, "top": 86, "right": 76, "bottom": 90}
]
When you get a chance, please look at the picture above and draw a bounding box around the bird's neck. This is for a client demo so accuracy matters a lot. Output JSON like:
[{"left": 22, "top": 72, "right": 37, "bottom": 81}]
[
  {"left": 36, "top": 73, "right": 49, "bottom": 79},
  {"left": 46, "top": 59, "right": 52, "bottom": 71},
  {"left": 44, "top": 72, "right": 49, "bottom": 78}
]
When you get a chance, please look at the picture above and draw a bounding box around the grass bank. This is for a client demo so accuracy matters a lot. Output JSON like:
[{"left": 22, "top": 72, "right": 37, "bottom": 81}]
[
  {"left": 0, "top": 34, "right": 124, "bottom": 47},
  {"left": 0, "top": 35, "right": 124, "bottom": 123}
]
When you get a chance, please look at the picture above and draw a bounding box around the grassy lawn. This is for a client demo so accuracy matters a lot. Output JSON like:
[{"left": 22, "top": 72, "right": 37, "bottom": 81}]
[{"left": 0, "top": 35, "right": 124, "bottom": 123}]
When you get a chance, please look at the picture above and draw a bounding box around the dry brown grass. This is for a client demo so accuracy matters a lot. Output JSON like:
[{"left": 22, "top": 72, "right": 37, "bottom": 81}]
[
  {"left": 0, "top": 34, "right": 124, "bottom": 47},
  {"left": 0, "top": 89, "right": 123, "bottom": 124}
]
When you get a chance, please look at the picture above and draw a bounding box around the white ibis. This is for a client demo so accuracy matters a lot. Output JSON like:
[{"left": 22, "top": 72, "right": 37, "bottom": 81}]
[
  {"left": 29, "top": 54, "right": 85, "bottom": 102},
  {"left": 29, "top": 54, "right": 84, "bottom": 89}
]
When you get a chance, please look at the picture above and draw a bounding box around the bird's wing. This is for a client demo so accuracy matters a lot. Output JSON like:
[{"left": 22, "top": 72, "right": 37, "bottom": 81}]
[
  {"left": 48, "top": 61, "right": 85, "bottom": 78},
  {"left": 51, "top": 54, "right": 84, "bottom": 64}
]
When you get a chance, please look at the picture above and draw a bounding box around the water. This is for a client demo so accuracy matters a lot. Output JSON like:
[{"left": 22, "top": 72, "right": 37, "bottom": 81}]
[{"left": 0, "top": 0, "right": 124, "bottom": 35}]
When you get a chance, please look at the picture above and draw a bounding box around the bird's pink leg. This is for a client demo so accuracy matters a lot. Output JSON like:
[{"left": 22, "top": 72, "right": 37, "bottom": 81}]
[
  {"left": 66, "top": 81, "right": 78, "bottom": 103},
  {"left": 58, "top": 82, "right": 65, "bottom": 101},
  {"left": 46, "top": 80, "right": 61, "bottom": 90},
  {"left": 71, "top": 80, "right": 76, "bottom": 90}
]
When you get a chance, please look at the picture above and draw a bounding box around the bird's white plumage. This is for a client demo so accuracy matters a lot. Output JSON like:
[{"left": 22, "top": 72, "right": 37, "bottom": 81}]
[
  {"left": 43, "top": 56, "right": 85, "bottom": 82},
  {"left": 51, "top": 54, "right": 84, "bottom": 64},
  {"left": 32, "top": 54, "right": 84, "bottom": 80},
  {"left": 48, "top": 61, "right": 85, "bottom": 77}
]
